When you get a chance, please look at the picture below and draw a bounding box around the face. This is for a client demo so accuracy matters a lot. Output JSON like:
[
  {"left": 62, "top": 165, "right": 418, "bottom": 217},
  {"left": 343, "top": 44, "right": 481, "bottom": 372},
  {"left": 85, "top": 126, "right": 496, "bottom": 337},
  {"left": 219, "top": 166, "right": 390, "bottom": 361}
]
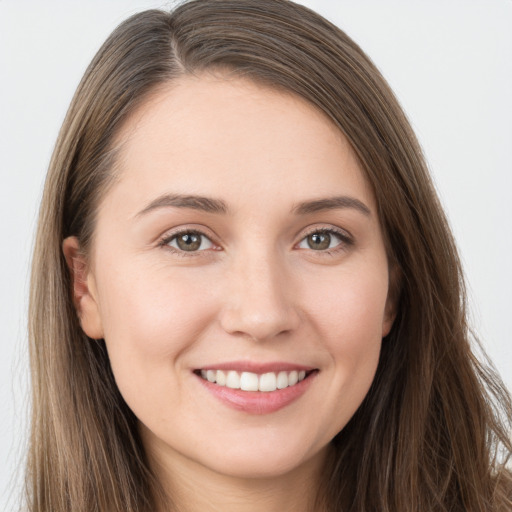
[{"left": 65, "top": 75, "right": 395, "bottom": 481}]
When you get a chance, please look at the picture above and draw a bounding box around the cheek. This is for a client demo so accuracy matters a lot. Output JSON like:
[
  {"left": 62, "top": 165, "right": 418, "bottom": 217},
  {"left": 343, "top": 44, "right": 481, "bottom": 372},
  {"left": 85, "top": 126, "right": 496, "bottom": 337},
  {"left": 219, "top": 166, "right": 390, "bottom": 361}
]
[
  {"left": 95, "top": 264, "right": 216, "bottom": 381},
  {"left": 94, "top": 264, "right": 224, "bottom": 429},
  {"left": 305, "top": 259, "right": 389, "bottom": 343},
  {"left": 302, "top": 262, "right": 387, "bottom": 412}
]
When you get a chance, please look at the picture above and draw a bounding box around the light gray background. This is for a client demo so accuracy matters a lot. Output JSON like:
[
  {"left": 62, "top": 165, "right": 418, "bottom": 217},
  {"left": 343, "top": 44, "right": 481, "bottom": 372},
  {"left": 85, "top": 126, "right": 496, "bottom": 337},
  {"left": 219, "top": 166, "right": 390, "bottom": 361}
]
[{"left": 1, "top": 1, "right": 511, "bottom": 509}]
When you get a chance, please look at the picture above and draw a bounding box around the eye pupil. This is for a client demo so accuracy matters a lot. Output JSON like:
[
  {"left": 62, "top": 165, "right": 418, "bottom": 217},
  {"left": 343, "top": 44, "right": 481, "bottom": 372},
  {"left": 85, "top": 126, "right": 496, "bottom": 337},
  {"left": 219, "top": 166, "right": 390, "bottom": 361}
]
[
  {"left": 177, "top": 233, "right": 201, "bottom": 251},
  {"left": 308, "top": 232, "right": 330, "bottom": 250}
]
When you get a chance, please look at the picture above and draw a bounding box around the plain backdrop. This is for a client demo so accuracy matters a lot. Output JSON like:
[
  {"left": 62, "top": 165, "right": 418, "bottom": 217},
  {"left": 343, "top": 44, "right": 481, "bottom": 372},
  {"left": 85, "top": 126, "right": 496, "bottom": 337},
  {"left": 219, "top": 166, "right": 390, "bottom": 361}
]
[{"left": 1, "top": 0, "right": 511, "bottom": 509}]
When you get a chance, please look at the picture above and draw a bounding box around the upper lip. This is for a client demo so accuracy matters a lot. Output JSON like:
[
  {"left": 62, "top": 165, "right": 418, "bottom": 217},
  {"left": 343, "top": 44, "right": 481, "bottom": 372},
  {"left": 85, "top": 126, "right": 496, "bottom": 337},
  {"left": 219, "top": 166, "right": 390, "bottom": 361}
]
[{"left": 195, "top": 361, "right": 317, "bottom": 373}]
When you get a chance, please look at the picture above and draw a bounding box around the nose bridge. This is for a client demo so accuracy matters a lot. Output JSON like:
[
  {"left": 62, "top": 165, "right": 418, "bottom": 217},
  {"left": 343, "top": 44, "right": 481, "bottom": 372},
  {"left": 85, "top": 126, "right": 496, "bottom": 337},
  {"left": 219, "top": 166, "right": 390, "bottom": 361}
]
[{"left": 219, "top": 244, "right": 300, "bottom": 342}]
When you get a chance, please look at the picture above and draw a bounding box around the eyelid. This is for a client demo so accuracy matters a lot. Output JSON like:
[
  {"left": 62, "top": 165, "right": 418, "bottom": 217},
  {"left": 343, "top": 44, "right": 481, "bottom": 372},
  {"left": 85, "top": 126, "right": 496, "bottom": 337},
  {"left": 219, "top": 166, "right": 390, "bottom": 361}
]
[
  {"left": 295, "top": 225, "right": 354, "bottom": 252},
  {"left": 158, "top": 226, "right": 221, "bottom": 257},
  {"left": 158, "top": 223, "right": 354, "bottom": 257},
  {"left": 298, "top": 224, "right": 353, "bottom": 243}
]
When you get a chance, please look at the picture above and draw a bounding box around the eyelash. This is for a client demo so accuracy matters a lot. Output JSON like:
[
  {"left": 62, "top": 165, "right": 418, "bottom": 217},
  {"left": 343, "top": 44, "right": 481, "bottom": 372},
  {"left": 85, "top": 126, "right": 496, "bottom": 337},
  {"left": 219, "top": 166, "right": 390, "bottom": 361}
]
[
  {"left": 298, "top": 227, "right": 354, "bottom": 256},
  {"left": 158, "top": 226, "right": 353, "bottom": 258}
]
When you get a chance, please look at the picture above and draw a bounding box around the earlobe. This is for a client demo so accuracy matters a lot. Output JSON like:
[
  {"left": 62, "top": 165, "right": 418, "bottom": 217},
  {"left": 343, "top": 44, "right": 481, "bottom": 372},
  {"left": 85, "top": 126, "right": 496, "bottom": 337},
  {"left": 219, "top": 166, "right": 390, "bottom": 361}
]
[{"left": 62, "top": 236, "right": 104, "bottom": 339}]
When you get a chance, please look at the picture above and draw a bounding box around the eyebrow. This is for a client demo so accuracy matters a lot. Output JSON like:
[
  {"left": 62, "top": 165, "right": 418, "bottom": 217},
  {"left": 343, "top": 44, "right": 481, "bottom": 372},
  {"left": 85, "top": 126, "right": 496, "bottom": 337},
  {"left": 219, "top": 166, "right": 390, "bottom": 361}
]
[
  {"left": 291, "top": 196, "right": 371, "bottom": 216},
  {"left": 136, "top": 193, "right": 371, "bottom": 217},
  {"left": 136, "top": 193, "right": 229, "bottom": 216}
]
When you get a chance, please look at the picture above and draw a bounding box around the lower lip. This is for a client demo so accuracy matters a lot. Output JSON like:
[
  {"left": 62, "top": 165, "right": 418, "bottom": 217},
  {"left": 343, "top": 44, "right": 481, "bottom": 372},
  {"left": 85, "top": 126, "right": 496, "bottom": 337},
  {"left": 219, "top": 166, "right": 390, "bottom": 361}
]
[{"left": 195, "top": 371, "right": 318, "bottom": 414}]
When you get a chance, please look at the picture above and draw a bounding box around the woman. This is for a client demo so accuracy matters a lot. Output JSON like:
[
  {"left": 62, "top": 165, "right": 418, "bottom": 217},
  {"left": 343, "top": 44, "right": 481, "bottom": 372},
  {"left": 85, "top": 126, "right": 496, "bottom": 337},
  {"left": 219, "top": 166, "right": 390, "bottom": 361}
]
[{"left": 26, "top": 0, "right": 512, "bottom": 510}]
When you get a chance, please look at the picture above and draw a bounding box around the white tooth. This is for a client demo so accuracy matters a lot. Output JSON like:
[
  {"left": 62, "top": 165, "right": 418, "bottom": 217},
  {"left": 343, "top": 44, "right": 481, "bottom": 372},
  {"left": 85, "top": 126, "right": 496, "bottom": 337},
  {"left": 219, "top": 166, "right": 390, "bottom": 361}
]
[
  {"left": 226, "top": 371, "right": 241, "bottom": 389},
  {"left": 288, "top": 370, "right": 298, "bottom": 386},
  {"left": 206, "top": 370, "right": 216, "bottom": 382},
  {"left": 216, "top": 370, "right": 227, "bottom": 386},
  {"left": 298, "top": 370, "right": 306, "bottom": 381},
  {"left": 259, "top": 372, "right": 277, "bottom": 392},
  {"left": 240, "top": 371, "right": 259, "bottom": 391},
  {"left": 276, "top": 371, "right": 289, "bottom": 389},
  {"left": 201, "top": 370, "right": 207, "bottom": 379}
]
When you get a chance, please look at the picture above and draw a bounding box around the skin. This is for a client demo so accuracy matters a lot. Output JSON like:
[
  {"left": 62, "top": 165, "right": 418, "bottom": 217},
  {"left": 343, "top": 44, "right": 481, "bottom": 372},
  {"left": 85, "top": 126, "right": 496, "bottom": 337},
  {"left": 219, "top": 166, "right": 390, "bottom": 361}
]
[{"left": 64, "top": 74, "right": 395, "bottom": 512}]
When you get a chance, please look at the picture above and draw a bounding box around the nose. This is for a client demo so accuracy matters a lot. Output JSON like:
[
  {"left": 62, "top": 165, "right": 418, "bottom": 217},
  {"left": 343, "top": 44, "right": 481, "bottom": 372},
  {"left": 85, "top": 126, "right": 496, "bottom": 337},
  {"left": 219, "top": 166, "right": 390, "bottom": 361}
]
[{"left": 218, "top": 250, "right": 301, "bottom": 342}]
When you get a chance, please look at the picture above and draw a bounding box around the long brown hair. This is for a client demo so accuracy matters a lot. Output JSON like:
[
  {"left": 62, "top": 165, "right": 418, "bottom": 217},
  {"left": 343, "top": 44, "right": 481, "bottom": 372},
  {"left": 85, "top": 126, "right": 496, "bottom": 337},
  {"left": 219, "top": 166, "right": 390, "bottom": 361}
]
[{"left": 27, "top": 1, "right": 512, "bottom": 510}]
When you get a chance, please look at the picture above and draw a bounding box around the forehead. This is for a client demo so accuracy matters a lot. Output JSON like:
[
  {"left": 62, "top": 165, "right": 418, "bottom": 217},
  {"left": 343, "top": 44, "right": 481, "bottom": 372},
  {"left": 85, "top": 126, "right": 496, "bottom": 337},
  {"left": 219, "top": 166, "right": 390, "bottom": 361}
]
[{"left": 107, "top": 74, "right": 374, "bottom": 217}]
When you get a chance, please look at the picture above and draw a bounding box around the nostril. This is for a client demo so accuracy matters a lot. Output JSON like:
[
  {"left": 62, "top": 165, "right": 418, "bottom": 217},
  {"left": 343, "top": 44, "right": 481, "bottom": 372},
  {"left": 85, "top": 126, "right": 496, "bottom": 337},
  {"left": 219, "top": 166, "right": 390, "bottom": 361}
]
[{"left": 218, "top": 308, "right": 300, "bottom": 343}]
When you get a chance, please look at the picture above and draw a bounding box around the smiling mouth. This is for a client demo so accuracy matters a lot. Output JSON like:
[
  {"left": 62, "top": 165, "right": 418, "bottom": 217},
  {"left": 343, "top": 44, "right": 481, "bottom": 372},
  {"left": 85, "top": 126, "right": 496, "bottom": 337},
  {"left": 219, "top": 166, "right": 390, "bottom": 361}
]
[{"left": 194, "top": 369, "right": 317, "bottom": 392}]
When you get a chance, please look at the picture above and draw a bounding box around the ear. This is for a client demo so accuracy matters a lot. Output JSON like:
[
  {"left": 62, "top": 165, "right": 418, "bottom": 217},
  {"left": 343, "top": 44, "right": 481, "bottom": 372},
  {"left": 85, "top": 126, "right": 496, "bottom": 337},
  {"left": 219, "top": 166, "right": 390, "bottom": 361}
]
[
  {"left": 381, "top": 299, "right": 396, "bottom": 338},
  {"left": 382, "top": 263, "right": 401, "bottom": 338},
  {"left": 62, "top": 236, "right": 104, "bottom": 339}
]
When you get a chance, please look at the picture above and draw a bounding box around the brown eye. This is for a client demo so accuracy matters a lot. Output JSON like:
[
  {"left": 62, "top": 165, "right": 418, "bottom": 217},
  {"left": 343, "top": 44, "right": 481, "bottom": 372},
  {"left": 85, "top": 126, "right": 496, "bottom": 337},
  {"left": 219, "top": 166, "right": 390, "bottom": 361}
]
[
  {"left": 298, "top": 229, "right": 350, "bottom": 252},
  {"left": 307, "top": 232, "right": 331, "bottom": 250},
  {"left": 167, "top": 231, "right": 214, "bottom": 252}
]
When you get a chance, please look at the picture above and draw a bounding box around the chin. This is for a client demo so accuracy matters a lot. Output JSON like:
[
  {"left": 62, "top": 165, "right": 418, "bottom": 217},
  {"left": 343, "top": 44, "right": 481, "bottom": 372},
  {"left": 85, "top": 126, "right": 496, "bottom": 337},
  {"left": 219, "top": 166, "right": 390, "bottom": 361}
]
[{"left": 195, "top": 437, "right": 329, "bottom": 480}]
